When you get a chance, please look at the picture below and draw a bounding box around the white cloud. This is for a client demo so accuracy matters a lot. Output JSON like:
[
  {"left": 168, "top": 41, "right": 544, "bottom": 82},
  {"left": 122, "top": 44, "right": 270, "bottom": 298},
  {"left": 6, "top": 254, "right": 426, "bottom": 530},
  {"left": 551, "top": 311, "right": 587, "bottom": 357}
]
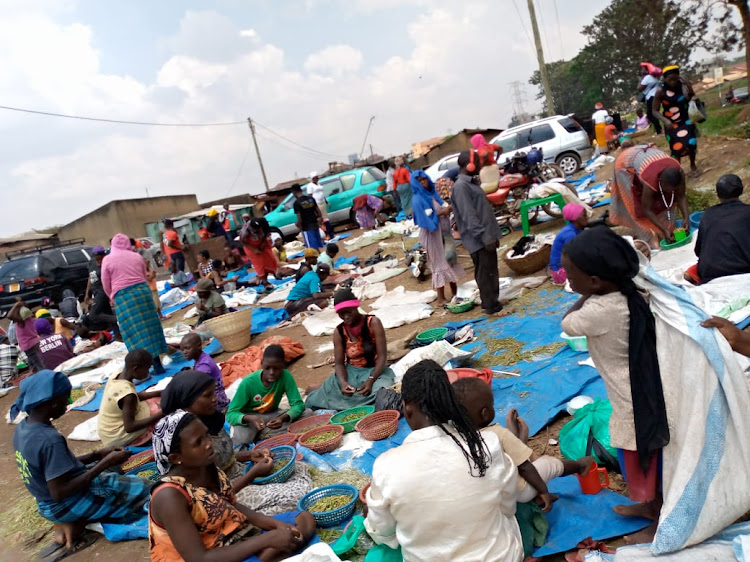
[
  {"left": 0, "top": 0, "right": 612, "bottom": 236},
  {"left": 304, "top": 45, "right": 364, "bottom": 77}
]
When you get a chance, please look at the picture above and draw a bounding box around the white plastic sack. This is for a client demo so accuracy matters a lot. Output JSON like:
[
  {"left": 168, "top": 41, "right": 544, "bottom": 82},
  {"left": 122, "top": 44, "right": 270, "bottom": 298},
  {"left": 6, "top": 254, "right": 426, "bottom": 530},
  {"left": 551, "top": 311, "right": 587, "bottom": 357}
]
[
  {"left": 370, "top": 286, "right": 437, "bottom": 309},
  {"left": 68, "top": 414, "right": 100, "bottom": 441},
  {"left": 68, "top": 359, "right": 125, "bottom": 389},
  {"left": 372, "top": 303, "right": 433, "bottom": 329},
  {"left": 56, "top": 342, "right": 128, "bottom": 374},
  {"left": 284, "top": 542, "right": 342, "bottom": 562},
  {"left": 636, "top": 261, "right": 750, "bottom": 554},
  {"left": 392, "top": 340, "right": 474, "bottom": 382},
  {"left": 160, "top": 287, "right": 187, "bottom": 307},
  {"left": 259, "top": 284, "right": 294, "bottom": 305},
  {"left": 350, "top": 280, "right": 387, "bottom": 301},
  {"left": 302, "top": 309, "right": 342, "bottom": 337},
  {"left": 362, "top": 267, "right": 408, "bottom": 283}
]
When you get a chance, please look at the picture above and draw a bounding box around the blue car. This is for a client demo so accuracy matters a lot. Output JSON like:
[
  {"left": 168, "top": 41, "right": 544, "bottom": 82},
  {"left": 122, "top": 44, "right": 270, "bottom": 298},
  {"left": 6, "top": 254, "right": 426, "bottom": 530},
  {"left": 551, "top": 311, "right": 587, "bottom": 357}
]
[{"left": 265, "top": 166, "right": 388, "bottom": 237}]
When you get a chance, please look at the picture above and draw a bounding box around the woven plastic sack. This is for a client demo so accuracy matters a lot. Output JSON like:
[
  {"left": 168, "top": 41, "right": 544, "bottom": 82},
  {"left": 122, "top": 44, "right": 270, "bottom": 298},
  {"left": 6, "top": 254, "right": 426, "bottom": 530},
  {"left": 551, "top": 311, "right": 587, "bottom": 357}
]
[{"left": 559, "top": 398, "right": 617, "bottom": 465}]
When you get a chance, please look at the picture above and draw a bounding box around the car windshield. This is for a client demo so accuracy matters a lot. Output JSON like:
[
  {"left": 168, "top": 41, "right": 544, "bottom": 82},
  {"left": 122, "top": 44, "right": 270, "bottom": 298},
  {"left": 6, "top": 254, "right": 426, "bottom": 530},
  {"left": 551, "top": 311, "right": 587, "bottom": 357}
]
[
  {"left": 360, "top": 167, "right": 386, "bottom": 184},
  {"left": 0, "top": 257, "right": 39, "bottom": 283}
]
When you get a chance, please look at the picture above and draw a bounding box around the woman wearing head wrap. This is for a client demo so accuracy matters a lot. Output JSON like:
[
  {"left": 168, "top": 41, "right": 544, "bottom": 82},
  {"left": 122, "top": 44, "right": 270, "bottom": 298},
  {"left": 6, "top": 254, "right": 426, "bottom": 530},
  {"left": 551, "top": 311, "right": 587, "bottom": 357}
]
[
  {"left": 305, "top": 289, "right": 395, "bottom": 410},
  {"left": 239, "top": 217, "right": 278, "bottom": 290},
  {"left": 352, "top": 193, "right": 385, "bottom": 229},
  {"left": 393, "top": 156, "right": 413, "bottom": 217},
  {"left": 161, "top": 370, "right": 313, "bottom": 515},
  {"left": 12, "top": 370, "right": 148, "bottom": 558},
  {"left": 652, "top": 65, "right": 700, "bottom": 176},
  {"left": 410, "top": 170, "right": 465, "bottom": 304},
  {"left": 149, "top": 411, "right": 316, "bottom": 560},
  {"left": 102, "top": 233, "right": 168, "bottom": 373},
  {"left": 610, "top": 144, "right": 690, "bottom": 248},
  {"left": 548, "top": 204, "right": 589, "bottom": 285},
  {"left": 470, "top": 133, "right": 502, "bottom": 193},
  {"left": 561, "top": 226, "right": 669, "bottom": 544}
]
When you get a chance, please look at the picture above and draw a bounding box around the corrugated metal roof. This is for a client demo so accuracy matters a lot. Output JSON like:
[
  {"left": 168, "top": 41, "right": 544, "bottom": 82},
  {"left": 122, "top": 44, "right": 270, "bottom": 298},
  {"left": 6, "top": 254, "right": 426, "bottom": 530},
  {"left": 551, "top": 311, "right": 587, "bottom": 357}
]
[{"left": 0, "top": 231, "right": 56, "bottom": 244}]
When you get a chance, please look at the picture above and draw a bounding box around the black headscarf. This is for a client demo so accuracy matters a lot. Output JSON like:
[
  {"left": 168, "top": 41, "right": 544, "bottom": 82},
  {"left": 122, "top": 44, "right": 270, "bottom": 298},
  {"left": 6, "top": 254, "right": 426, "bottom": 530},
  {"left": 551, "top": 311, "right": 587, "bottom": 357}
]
[
  {"left": 161, "top": 370, "right": 225, "bottom": 435},
  {"left": 566, "top": 226, "right": 669, "bottom": 472}
]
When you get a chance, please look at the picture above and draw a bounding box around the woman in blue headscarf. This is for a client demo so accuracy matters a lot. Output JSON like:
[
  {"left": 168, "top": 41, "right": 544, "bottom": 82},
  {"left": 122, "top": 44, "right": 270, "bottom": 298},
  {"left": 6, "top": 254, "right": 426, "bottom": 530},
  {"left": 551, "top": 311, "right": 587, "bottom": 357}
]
[{"left": 411, "top": 170, "right": 466, "bottom": 304}]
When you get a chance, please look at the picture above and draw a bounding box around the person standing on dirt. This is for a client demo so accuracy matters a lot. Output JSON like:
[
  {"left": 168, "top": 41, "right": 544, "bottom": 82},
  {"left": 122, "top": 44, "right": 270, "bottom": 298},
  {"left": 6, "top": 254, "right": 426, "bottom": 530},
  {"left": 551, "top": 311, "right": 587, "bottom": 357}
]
[
  {"left": 638, "top": 64, "right": 662, "bottom": 135},
  {"left": 451, "top": 150, "right": 503, "bottom": 315},
  {"left": 292, "top": 183, "right": 323, "bottom": 249},
  {"left": 162, "top": 219, "right": 186, "bottom": 272},
  {"left": 652, "top": 65, "right": 700, "bottom": 177},
  {"left": 393, "top": 156, "right": 412, "bottom": 218},
  {"left": 307, "top": 174, "right": 334, "bottom": 239}
]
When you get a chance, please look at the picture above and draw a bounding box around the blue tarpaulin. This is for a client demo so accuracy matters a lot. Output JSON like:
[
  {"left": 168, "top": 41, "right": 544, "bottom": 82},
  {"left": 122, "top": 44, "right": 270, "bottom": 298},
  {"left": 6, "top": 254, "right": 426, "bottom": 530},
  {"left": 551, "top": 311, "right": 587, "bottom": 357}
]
[
  {"left": 334, "top": 255, "right": 358, "bottom": 268},
  {"left": 251, "top": 307, "right": 289, "bottom": 335}
]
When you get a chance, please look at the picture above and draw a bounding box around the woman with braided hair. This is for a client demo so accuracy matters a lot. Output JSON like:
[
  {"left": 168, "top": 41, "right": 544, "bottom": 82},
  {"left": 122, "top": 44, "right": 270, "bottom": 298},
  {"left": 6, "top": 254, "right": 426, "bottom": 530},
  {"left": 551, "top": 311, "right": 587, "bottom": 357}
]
[{"left": 364, "top": 359, "right": 523, "bottom": 561}]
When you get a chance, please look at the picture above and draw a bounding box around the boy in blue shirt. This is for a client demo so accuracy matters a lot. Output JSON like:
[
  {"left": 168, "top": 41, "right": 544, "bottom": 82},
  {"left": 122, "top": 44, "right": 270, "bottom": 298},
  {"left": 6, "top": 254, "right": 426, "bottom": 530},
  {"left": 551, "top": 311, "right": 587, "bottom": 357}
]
[{"left": 284, "top": 262, "right": 333, "bottom": 317}]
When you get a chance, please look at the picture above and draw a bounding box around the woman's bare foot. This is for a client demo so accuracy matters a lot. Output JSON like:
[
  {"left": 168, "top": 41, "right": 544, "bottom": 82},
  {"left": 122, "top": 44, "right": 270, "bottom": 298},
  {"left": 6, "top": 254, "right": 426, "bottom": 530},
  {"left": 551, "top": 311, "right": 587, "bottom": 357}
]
[
  {"left": 505, "top": 409, "right": 530, "bottom": 443},
  {"left": 613, "top": 502, "right": 659, "bottom": 521},
  {"left": 623, "top": 521, "right": 658, "bottom": 545}
]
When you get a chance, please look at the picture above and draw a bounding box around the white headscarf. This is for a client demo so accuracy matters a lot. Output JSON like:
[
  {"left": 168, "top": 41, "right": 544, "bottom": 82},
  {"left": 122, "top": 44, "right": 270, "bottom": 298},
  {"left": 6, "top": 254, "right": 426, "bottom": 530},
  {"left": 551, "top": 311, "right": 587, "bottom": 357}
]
[{"left": 153, "top": 409, "right": 190, "bottom": 474}]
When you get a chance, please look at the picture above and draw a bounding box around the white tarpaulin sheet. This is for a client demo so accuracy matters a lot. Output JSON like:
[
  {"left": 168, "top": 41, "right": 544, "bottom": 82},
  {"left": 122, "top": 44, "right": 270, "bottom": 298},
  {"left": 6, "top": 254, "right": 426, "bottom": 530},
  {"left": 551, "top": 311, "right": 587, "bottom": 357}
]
[{"left": 370, "top": 286, "right": 437, "bottom": 309}]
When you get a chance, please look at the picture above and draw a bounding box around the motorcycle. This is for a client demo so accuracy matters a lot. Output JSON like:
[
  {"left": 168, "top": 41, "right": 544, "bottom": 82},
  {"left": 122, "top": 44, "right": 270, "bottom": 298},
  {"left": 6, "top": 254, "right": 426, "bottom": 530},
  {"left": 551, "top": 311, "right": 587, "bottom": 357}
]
[{"left": 485, "top": 147, "right": 577, "bottom": 229}]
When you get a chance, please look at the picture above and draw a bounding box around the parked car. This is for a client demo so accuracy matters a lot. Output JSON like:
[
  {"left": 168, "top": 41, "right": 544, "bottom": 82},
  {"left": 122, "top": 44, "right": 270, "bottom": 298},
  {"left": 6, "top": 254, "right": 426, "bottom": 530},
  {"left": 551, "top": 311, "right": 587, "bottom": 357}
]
[
  {"left": 265, "top": 166, "right": 388, "bottom": 237},
  {"left": 0, "top": 239, "right": 95, "bottom": 316},
  {"left": 490, "top": 115, "right": 593, "bottom": 176},
  {"left": 424, "top": 153, "right": 460, "bottom": 182},
  {"left": 138, "top": 237, "right": 163, "bottom": 267}
]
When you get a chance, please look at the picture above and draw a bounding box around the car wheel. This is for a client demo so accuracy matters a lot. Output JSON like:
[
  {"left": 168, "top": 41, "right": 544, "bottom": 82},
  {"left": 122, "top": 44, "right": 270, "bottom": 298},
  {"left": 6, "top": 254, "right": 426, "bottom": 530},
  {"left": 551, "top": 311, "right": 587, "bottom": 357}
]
[
  {"left": 555, "top": 153, "right": 581, "bottom": 175},
  {"left": 349, "top": 209, "right": 360, "bottom": 229},
  {"left": 154, "top": 252, "right": 164, "bottom": 267}
]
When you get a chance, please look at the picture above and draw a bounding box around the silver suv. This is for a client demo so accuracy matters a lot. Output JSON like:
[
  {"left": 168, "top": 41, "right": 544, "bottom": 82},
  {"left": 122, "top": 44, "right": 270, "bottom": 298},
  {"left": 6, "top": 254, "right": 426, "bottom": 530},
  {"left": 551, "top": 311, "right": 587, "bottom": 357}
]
[{"left": 490, "top": 115, "right": 593, "bottom": 176}]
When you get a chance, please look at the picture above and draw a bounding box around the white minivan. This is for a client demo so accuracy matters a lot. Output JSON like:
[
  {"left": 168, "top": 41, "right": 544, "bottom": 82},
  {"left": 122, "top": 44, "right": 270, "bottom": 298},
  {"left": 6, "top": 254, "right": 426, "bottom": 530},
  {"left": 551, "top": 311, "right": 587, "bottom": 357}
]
[{"left": 490, "top": 115, "right": 593, "bottom": 175}]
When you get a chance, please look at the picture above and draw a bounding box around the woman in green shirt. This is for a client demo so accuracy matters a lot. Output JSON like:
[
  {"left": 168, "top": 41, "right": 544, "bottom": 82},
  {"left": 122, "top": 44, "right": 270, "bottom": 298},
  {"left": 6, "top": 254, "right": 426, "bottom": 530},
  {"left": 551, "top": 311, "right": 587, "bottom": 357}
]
[{"left": 227, "top": 345, "right": 309, "bottom": 446}]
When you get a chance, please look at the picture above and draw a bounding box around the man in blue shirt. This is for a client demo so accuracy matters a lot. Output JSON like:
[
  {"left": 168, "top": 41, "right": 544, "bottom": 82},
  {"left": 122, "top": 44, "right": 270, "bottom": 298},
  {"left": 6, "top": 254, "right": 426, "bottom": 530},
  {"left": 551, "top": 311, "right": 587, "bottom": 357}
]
[
  {"left": 550, "top": 203, "right": 589, "bottom": 285},
  {"left": 12, "top": 370, "right": 149, "bottom": 558},
  {"left": 284, "top": 262, "right": 333, "bottom": 317}
]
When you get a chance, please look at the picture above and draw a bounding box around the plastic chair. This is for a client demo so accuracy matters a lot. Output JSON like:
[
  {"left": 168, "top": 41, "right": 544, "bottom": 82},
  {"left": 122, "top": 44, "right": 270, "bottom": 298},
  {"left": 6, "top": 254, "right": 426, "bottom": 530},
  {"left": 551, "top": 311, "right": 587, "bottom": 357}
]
[{"left": 519, "top": 193, "right": 566, "bottom": 236}]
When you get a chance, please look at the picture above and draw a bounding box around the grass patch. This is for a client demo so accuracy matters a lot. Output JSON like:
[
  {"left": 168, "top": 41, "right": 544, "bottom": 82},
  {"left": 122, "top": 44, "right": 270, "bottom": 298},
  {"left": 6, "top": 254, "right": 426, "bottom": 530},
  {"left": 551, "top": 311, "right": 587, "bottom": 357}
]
[
  {"left": 701, "top": 105, "right": 745, "bottom": 136},
  {"left": 686, "top": 187, "right": 718, "bottom": 211}
]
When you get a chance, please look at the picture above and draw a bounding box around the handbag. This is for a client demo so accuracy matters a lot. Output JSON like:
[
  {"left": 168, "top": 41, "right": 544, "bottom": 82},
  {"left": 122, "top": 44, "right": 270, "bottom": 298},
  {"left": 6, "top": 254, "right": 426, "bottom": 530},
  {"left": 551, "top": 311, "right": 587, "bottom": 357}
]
[{"left": 636, "top": 91, "right": 646, "bottom": 103}]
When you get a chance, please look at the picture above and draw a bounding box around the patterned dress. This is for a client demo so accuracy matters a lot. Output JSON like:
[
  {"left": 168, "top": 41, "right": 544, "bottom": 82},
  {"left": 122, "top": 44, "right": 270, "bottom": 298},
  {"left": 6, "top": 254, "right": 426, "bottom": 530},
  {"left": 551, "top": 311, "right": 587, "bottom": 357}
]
[{"left": 659, "top": 80, "right": 697, "bottom": 158}]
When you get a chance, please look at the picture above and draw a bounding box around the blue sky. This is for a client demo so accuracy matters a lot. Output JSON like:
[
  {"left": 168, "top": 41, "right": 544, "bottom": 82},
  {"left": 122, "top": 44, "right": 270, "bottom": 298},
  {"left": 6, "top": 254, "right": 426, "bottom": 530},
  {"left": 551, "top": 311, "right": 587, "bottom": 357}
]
[{"left": 0, "top": 0, "right": 617, "bottom": 236}]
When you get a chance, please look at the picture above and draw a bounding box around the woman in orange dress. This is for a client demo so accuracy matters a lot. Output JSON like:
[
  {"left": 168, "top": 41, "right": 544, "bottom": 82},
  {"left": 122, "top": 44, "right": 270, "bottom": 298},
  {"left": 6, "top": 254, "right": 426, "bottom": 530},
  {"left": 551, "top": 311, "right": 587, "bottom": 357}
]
[
  {"left": 149, "top": 411, "right": 316, "bottom": 561},
  {"left": 240, "top": 218, "right": 278, "bottom": 291},
  {"left": 610, "top": 145, "right": 690, "bottom": 248}
]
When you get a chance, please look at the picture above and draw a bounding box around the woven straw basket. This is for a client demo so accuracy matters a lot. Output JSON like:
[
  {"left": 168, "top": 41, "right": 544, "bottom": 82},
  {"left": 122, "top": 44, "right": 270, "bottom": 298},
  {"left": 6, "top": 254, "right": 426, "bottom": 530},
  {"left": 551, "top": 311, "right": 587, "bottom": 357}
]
[
  {"left": 502, "top": 244, "right": 551, "bottom": 276},
  {"left": 203, "top": 307, "right": 253, "bottom": 352}
]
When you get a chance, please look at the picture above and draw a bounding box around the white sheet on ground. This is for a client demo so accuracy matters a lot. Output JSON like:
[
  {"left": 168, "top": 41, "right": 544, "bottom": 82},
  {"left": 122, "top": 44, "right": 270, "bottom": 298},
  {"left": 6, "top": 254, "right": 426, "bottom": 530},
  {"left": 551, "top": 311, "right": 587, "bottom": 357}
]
[
  {"left": 362, "top": 267, "right": 408, "bottom": 283},
  {"left": 302, "top": 309, "right": 342, "bottom": 337},
  {"left": 160, "top": 287, "right": 190, "bottom": 307},
  {"left": 350, "top": 280, "right": 387, "bottom": 301},
  {"left": 67, "top": 359, "right": 125, "bottom": 389},
  {"left": 224, "top": 290, "right": 259, "bottom": 308},
  {"left": 68, "top": 414, "right": 100, "bottom": 441},
  {"left": 636, "top": 261, "right": 750, "bottom": 554},
  {"left": 56, "top": 342, "right": 128, "bottom": 374},
  {"left": 370, "top": 286, "right": 437, "bottom": 309},
  {"left": 259, "top": 284, "right": 294, "bottom": 304}
]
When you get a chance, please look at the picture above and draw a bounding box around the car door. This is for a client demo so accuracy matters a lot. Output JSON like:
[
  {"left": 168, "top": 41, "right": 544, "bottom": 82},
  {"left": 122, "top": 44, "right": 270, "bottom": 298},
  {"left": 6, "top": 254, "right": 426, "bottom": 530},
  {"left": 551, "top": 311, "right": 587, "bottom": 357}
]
[
  {"left": 322, "top": 176, "right": 350, "bottom": 224},
  {"left": 59, "top": 248, "right": 91, "bottom": 295},
  {"left": 525, "top": 123, "right": 560, "bottom": 162}
]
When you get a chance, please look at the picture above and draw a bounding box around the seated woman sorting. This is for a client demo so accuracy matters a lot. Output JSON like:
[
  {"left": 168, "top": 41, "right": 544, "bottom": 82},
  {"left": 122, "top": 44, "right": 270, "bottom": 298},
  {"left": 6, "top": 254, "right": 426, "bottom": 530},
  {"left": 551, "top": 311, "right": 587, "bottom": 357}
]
[
  {"left": 161, "top": 370, "right": 314, "bottom": 515},
  {"left": 226, "top": 345, "right": 307, "bottom": 446},
  {"left": 98, "top": 349, "right": 164, "bottom": 446},
  {"left": 13, "top": 371, "right": 150, "bottom": 560},
  {"left": 149, "top": 411, "right": 316, "bottom": 562},
  {"left": 364, "top": 360, "right": 523, "bottom": 561},
  {"left": 284, "top": 262, "right": 333, "bottom": 318},
  {"left": 195, "top": 278, "right": 227, "bottom": 325},
  {"left": 305, "top": 289, "right": 395, "bottom": 411}
]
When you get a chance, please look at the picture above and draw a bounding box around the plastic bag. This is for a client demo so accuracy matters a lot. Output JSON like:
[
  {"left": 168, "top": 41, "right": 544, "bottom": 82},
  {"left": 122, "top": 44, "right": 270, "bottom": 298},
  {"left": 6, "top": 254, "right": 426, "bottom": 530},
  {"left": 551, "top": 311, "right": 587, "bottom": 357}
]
[
  {"left": 375, "top": 387, "right": 403, "bottom": 416},
  {"left": 559, "top": 399, "right": 618, "bottom": 468},
  {"left": 689, "top": 99, "right": 707, "bottom": 123}
]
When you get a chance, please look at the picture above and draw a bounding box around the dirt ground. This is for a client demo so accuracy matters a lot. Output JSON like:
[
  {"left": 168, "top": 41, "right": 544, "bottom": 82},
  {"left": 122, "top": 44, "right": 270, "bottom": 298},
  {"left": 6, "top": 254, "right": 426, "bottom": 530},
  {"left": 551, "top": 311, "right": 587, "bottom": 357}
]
[{"left": 1, "top": 134, "right": 747, "bottom": 561}]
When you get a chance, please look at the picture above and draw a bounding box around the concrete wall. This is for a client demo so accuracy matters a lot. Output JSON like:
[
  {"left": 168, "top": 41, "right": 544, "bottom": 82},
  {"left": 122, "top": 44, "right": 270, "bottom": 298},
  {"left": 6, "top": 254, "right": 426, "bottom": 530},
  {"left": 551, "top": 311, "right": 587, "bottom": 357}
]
[{"left": 57, "top": 195, "right": 199, "bottom": 247}]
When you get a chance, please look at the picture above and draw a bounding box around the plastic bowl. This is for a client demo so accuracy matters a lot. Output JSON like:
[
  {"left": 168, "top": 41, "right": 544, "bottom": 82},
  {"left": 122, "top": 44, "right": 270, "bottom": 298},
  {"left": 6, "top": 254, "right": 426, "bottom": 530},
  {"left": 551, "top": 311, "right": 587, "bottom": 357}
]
[
  {"left": 330, "top": 405, "right": 375, "bottom": 433},
  {"left": 560, "top": 332, "right": 588, "bottom": 353},
  {"left": 689, "top": 211, "right": 703, "bottom": 231},
  {"left": 659, "top": 230, "right": 693, "bottom": 250},
  {"left": 567, "top": 395, "right": 594, "bottom": 416}
]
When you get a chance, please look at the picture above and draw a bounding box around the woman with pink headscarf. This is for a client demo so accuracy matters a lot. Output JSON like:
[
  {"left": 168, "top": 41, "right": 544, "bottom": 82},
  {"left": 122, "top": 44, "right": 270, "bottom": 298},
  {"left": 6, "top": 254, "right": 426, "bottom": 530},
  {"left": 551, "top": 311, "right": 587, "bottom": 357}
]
[
  {"left": 470, "top": 133, "right": 502, "bottom": 194},
  {"left": 549, "top": 204, "right": 589, "bottom": 285}
]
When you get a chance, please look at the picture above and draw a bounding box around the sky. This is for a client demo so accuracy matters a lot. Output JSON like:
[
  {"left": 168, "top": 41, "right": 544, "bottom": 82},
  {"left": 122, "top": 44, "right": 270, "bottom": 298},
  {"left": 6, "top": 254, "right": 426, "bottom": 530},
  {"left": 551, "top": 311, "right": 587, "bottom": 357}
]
[{"left": 0, "top": 0, "right": 616, "bottom": 236}]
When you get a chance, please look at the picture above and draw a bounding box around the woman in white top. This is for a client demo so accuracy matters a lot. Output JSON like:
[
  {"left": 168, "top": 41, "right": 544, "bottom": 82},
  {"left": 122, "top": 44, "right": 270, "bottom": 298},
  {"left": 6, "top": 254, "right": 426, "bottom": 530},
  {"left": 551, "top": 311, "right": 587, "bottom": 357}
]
[
  {"left": 365, "top": 360, "right": 523, "bottom": 562},
  {"left": 308, "top": 174, "right": 334, "bottom": 238},
  {"left": 638, "top": 64, "right": 662, "bottom": 134}
]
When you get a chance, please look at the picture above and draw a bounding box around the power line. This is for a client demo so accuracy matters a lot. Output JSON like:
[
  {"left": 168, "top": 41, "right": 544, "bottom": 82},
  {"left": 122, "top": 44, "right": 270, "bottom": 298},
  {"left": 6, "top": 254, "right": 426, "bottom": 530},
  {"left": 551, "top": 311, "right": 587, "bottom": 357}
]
[
  {"left": 224, "top": 141, "right": 252, "bottom": 198},
  {"left": 252, "top": 119, "right": 344, "bottom": 160},
  {"left": 0, "top": 104, "right": 245, "bottom": 127},
  {"left": 255, "top": 129, "right": 340, "bottom": 161},
  {"left": 510, "top": 0, "right": 536, "bottom": 53},
  {"left": 553, "top": 0, "right": 565, "bottom": 60},
  {"left": 535, "top": 0, "right": 553, "bottom": 61}
]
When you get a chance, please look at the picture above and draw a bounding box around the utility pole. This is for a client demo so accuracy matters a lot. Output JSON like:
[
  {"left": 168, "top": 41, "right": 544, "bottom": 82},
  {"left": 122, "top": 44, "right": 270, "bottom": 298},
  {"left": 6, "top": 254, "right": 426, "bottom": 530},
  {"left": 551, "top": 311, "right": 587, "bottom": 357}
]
[
  {"left": 359, "top": 116, "right": 375, "bottom": 161},
  {"left": 527, "top": 0, "right": 554, "bottom": 116},
  {"left": 247, "top": 117, "right": 270, "bottom": 192}
]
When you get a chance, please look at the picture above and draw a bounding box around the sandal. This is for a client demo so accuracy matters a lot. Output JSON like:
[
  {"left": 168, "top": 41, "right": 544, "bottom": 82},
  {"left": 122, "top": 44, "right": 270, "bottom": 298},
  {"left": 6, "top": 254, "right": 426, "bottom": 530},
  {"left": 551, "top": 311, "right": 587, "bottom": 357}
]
[
  {"left": 43, "top": 531, "right": 98, "bottom": 562},
  {"left": 38, "top": 541, "right": 67, "bottom": 559}
]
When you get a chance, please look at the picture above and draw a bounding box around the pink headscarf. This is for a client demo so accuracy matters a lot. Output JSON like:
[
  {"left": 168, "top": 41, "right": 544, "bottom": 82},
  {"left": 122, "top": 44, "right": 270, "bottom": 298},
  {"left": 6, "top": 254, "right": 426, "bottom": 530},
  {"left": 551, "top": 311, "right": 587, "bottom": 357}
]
[
  {"left": 562, "top": 203, "right": 585, "bottom": 222},
  {"left": 470, "top": 133, "right": 487, "bottom": 150}
]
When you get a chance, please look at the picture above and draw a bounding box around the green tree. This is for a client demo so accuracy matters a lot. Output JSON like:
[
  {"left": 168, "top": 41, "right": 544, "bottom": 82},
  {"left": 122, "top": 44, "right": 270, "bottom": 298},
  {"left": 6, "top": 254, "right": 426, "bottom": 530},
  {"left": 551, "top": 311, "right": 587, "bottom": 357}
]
[{"left": 529, "top": 0, "right": 702, "bottom": 111}]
